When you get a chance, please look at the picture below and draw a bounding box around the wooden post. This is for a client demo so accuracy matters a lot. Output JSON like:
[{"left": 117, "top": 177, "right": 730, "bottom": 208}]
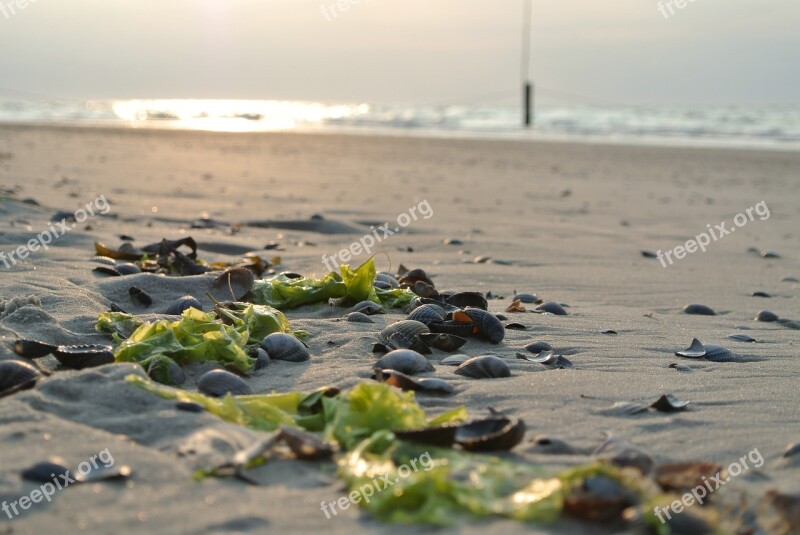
[{"left": 524, "top": 82, "right": 533, "bottom": 127}]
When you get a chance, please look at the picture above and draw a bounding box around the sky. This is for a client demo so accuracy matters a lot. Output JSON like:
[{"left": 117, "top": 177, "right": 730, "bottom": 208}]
[{"left": 0, "top": 0, "right": 798, "bottom": 106}]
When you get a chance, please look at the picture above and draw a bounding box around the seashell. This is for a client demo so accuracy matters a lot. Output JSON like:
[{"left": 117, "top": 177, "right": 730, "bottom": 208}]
[
  {"left": 728, "top": 333, "right": 756, "bottom": 343},
  {"left": 601, "top": 329, "right": 618, "bottom": 335},
  {"left": 440, "top": 354, "right": 471, "bottom": 367},
  {"left": 513, "top": 293, "right": 539, "bottom": 304},
  {"left": 52, "top": 344, "right": 115, "bottom": 369},
  {"left": 278, "top": 426, "right": 335, "bottom": 461},
  {"left": 197, "top": 369, "right": 253, "bottom": 397},
  {"left": 675, "top": 338, "right": 706, "bottom": 358},
  {"left": 413, "top": 280, "right": 438, "bottom": 298},
  {"left": 761, "top": 251, "right": 780, "bottom": 258},
  {"left": 378, "top": 320, "right": 431, "bottom": 353},
  {"left": 394, "top": 425, "right": 458, "bottom": 448},
  {"left": 752, "top": 291, "right": 771, "bottom": 298},
  {"left": 783, "top": 276, "right": 799, "bottom": 283},
  {"left": 594, "top": 435, "right": 653, "bottom": 475},
  {"left": 683, "top": 304, "right": 716, "bottom": 316},
  {"left": 564, "top": 475, "right": 636, "bottom": 522},
  {"left": 373, "top": 369, "right": 454, "bottom": 395},
  {"left": 376, "top": 272, "right": 400, "bottom": 288},
  {"left": 397, "top": 268, "right": 433, "bottom": 287},
  {"left": 348, "top": 300, "right": 385, "bottom": 315},
  {"left": 505, "top": 323, "right": 527, "bottom": 331},
  {"left": 650, "top": 393, "right": 690, "bottom": 412},
  {"left": 93, "top": 256, "right": 117, "bottom": 266},
  {"left": 0, "top": 360, "right": 41, "bottom": 398},
  {"left": 165, "top": 296, "right": 203, "bottom": 315},
  {"left": 419, "top": 333, "right": 467, "bottom": 353},
  {"left": 455, "top": 308, "right": 505, "bottom": 344},
  {"left": 654, "top": 461, "right": 724, "bottom": 493},
  {"left": 13, "top": 339, "right": 57, "bottom": 359},
  {"left": 596, "top": 401, "right": 650, "bottom": 417},
  {"left": 703, "top": 344, "right": 736, "bottom": 362},
  {"left": 345, "top": 312, "right": 374, "bottom": 323},
  {"left": 505, "top": 299, "right": 526, "bottom": 313},
  {"left": 114, "top": 262, "right": 142, "bottom": 275},
  {"left": 443, "top": 238, "right": 463, "bottom": 246},
  {"left": 454, "top": 355, "right": 510, "bottom": 379},
  {"left": 407, "top": 304, "right": 446, "bottom": 325},
  {"left": 176, "top": 401, "right": 205, "bottom": 413},
  {"left": 21, "top": 458, "right": 70, "bottom": 483},
  {"left": 783, "top": 442, "right": 800, "bottom": 459},
  {"left": 373, "top": 281, "right": 393, "bottom": 290},
  {"left": 668, "top": 363, "right": 693, "bottom": 372},
  {"left": 129, "top": 286, "right": 152, "bottom": 307},
  {"left": 75, "top": 463, "right": 133, "bottom": 483},
  {"left": 444, "top": 292, "right": 488, "bottom": 311},
  {"left": 210, "top": 268, "right": 256, "bottom": 302},
  {"left": 523, "top": 341, "right": 552, "bottom": 354},
  {"left": 516, "top": 350, "right": 573, "bottom": 369},
  {"left": 260, "top": 333, "right": 310, "bottom": 363},
  {"left": 755, "top": 310, "right": 779, "bottom": 322},
  {"left": 248, "top": 347, "right": 270, "bottom": 371},
  {"left": 455, "top": 417, "right": 526, "bottom": 452},
  {"left": 93, "top": 266, "right": 121, "bottom": 277},
  {"left": 428, "top": 320, "right": 475, "bottom": 338},
  {"left": 641, "top": 250, "right": 658, "bottom": 259},
  {"left": 374, "top": 349, "right": 434, "bottom": 375},
  {"left": 530, "top": 435, "right": 579, "bottom": 455},
  {"left": 535, "top": 301, "right": 567, "bottom": 316},
  {"left": 473, "top": 255, "right": 491, "bottom": 264}
]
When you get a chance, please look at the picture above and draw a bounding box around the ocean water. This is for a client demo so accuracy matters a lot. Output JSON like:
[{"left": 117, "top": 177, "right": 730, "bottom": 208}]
[{"left": 1, "top": 98, "right": 799, "bottom": 150}]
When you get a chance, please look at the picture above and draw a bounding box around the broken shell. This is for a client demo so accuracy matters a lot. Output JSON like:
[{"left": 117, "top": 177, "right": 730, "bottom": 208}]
[
  {"left": 454, "top": 355, "right": 510, "bottom": 379},
  {"left": 675, "top": 338, "right": 707, "bottom": 358},
  {"left": 419, "top": 333, "right": 467, "bottom": 352},
  {"left": 668, "top": 363, "right": 693, "bottom": 372},
  {"left": 703, "top": 344, "right": 736, "bottom": 363},
  {"left": 523, "top": 341, "right": 553, "bottom": 354},
  {"left": 535, "top": 302, "right": 568, "bottom": 316},
  {"left": 516, "top": 350, "right": 573, "bottom": 369},
  {"left": 373, "top": 369, "right": 454, "bottom": 395},
  {"left": 728, "top": 333, "right": 757, "bottom": 342},
  {"left": 755, "top": 310, "right": 779, "bottom": 322},
  {"left": 406, "top": 304, "right": 446, "bottom": 325},
  {"left": 129, "top": 286, "right": 153, "bottom": 307},
  {"left": 260, "top": 333, "right": 310, "bottom": 363},
  {"left": 0, "top": 360, "right": 41, "bottom": 398},
  {"left": 345, "top": 312, "right": 374, "bottom": 323},
  {"left": 165, "top": 296, "right": 203, "bottom": 315},
  {"left": 13, "top": 339, "right": 57, "bottom": 359},
  {"left": 683, "top": 304, "right": 716, "bottom": 316},
  {"left": 211, "top": 268, "right": 256, "bottom": 302},
  {"left": 197, "top": 369, "right": 253, "bottom": 397},
  {"left": 651, "top": 394, "right": 690, "bottom": 413},
  {"left": 250, "top": 347, "right": 270, "bottom": 370},
  {"left": 505, "top": 299, "right": 526, "bottom": 313},
  {"left": 455, "top": 417, "right": 526, "bottom": 452},
  {"left": 374, "top": 349, "right": 434, "bottom": 375},
  {"left": 444, "top": 292, "right": 488, "bottom": 311},
  {"left": 52, "top": 344, "right": 115, "bottom": 369},
  {"left": 397, "top": 268, "right": 433, "bottom": 287},
  {"left": 456, "top": 308, "right": 505, "bottom": 343}
]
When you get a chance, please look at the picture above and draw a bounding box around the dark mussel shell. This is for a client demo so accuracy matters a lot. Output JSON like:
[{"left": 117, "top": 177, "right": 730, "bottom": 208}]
[
  {"left": 455, "top": 417, "right": 526, "bottom": 452},
  {"left": 348, "top": 300, "right": 385, "bottom": 316},
  {"left": 250, "top": 347, "right": 270, "bottom": 371},
  {"left": 513, "top": 293, "right": 540, "bottom": 304},
  {"left": 378, "top": 320, "right": 431, "bottom": 353},
  {"left": 455, "top": 308, "right": 505, "bottom": 344},
  {"left": 413, "top": 281, "right": 438, "bottom": 298},
  {"left": 373, "top": 281, "right": 393, "bottom": 290},
  {"left": 505, "top": 323, "right": 527, "bottom": 330},
  {"left": 376, "top": 272, "right": 400, "bottom": 288},
  {"left": 407, "top": 304, "right": 446, "bottom": 326},
  {"left": 398, "top": 268, "right": 434, "bottom": 287},
  {"left": 13, "top": 339, "right": 56, "bottom": 359},
  {"left": 345, "top": 311, "right": 374, "bottom": 323},
  {"left": 703, "top": 344, "right": 736, "bottom": 363},
  {"left": 675, "top": 338, "right": 706, "bottom": 358},
  {"left": 129, "top": 286, "right": 153, "bottom": 307},
  {"left": 683, "top": 304, "right": 716, "bottom": 316},
  {"left": 454, "top": 355, "right": 511, "bottom": 379},
  {"left": 197, "top": 369, "right": 253, "bottom": 397},
  {"left": 93, "top": 266, "right": 121, "bottom": 277},
  {"left": 115, "top": 262, "right": 142, "bottom": 275},
  {"left": 21, "top": 458, "right": 70, "bottom": 483},
  {"left": 374, "top": 349, "right": 434, "bottom": 375},
  {"left": 0, "top": 360, "right": 42, "bottom": 398},
  {"left": 650, "top": 394, "right": 690, "bottom": 413},
  {"left": 394, "top": 425, "right": 458, "bottom": 448},
  {"left": 755, "top": 310, "right": 779, "bottom": 322},
  {"left": 523, "top": 341, "right": 552, "bottom": 354},
  {"left": 53, "top": 344, "right": 115, "bottom": 370},
  {"left": 373, "top": 369, "right": 454, "bottom": 395},
  {"left": 260, "top": 333, "right": 310, "bottom": 363},
  {"left": 728, "top": 333, "right": 757, "bottom": 343},
  {"left": 419, "top": 333, "right": 467, "bottom": 353},
  {"left": 444, "top": 292, "right": 488, "bottom": 311},
  {"left": 752, "top": 291, "right": 772, "bottom": 298},
  {"left": 535, "top": 302, "right": 568, "bottom": 316},
  {"left": 211, "top": 267, "right": 256, "bottom": 302},
  {"left": 165, "top": 296, "right": 203, "bottom": 315}
]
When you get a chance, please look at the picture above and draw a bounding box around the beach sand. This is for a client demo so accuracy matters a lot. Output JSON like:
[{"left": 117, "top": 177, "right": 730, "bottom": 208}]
[{"left": 0, "top": 124, "right": 798, "bottom": 534}]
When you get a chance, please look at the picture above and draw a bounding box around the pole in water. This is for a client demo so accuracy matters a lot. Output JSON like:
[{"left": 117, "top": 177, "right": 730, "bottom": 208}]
[
  {"left": 521, "top": 0, "right": 533, "bottom": 127},
  {"left": 524, "top": 82, "right": 533, "bottom": 127}
]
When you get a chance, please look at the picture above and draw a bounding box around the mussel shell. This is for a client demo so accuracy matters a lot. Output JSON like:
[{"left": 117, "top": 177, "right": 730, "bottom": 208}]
[
  {"left": 407, "top": 304, "right": 446, "bottom": 325},
  {"left": 703, "top": 344, "right": 736, "bottom": 362},
  {"left": 683, "top": 304, "right": 716, "bottom": 316},
  {"left": 210, "top": 268, "right": 256, "bottom": 302},
  {"left": 165, "top": 296, "right": 203, "bottom": 315},
  {"left": 535, "top": 302, "right": 568, "bottom": 316},
  {"left": 650, "top": 394, "right": 690, "bottom": 412},
  {"left": 349, "top": 300, "right": 385, "bottom": 315},
  {"left": 378, "top": 320, "right": 430, "bottom": 352},
  {"left": 376, "top": 272, "right": 400, "bottom": 288},
  {"left": 413, "top": 280, "right": 438, "bottom": 298},
  {"left": 0, "top": 360, "right": 41, "bottom": 398},
  {"left": 752, "top": 291, "right": 772, "bottom": 298},
  {"left": 374, "top": 349, "right": 434, "bottom": 375},
  {"left": 456, "top": 308, "right": 505, "bottom": 344},
  {"left": 523, "top": 341, "right": 552, "bottom": 354},
  {"left": 197, "top": 369, "right": 253, "bottom": 397},
  {"left": 249, "top": 347, "right": 270, "bottom": 370},
  {"left": 129, "top": 286, "right": 153, "bottom": 307},
  {"left": 260, "top": 333, "right": 310, "bottom": 363},
  {"left": 53, "top": 344, "right": 115, "bottom": 370},
  {"left": 505, "top": 323, "right": 527, "bottom": 330},
  {"left": 93, "top": 266, "right": 121, "bottom": 277},
  {"left": 373, "top": 281, "right": 393, "bottom": 290},
  {"left": 13, "top": 339, "right": 56, "bottom": 359},
  {"left": 397, "top": 268, "right": 433, "bottom": 287},
  {"left": 513, "top": 293, "right": 538, "bottom": 304},
  {"left": 115, "top": 262, "right": 142, "bottom": 275},
  {"left": 93, "top": 256, "right": 117, "bottom": 266},
  {"left": 21, "top": 458, "right": 70, "bottom": 483},
  {"left": 419, "top": 333, "right": 467, "bottom": 353},
  {"left": 444, "top": 292, "right": 488, "bottom": 311},
  {"left": 374, "top": 369, "right": 454, "bottom": 395},
  {"left": 428, "top": 321, "right": 475, "bottom": 338},
  {"left": 454, "top": 355, "right": 510, "bottom": 379},
  {"left": 675, "top": 338, "right": 706, "bottom": 358},
  {"left": 345, "top": 312, "right": 374, "bottom": 323},
  {"left": 455, "top": 417, "right": 526, "bottom": 452},
  {"left": 728, "top": 333, "right": 756, "bottom": 343},
  {"left": 755, "top": 310, "right": 779, "bottom": 322},
  {"left": 393, "top": 425, "right": 458, "bottom": 448}
]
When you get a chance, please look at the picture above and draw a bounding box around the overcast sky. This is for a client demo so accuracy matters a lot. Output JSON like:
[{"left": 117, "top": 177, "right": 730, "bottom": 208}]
[{"left": 0, "top": 0, "right": 798, "bottom": 106}]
